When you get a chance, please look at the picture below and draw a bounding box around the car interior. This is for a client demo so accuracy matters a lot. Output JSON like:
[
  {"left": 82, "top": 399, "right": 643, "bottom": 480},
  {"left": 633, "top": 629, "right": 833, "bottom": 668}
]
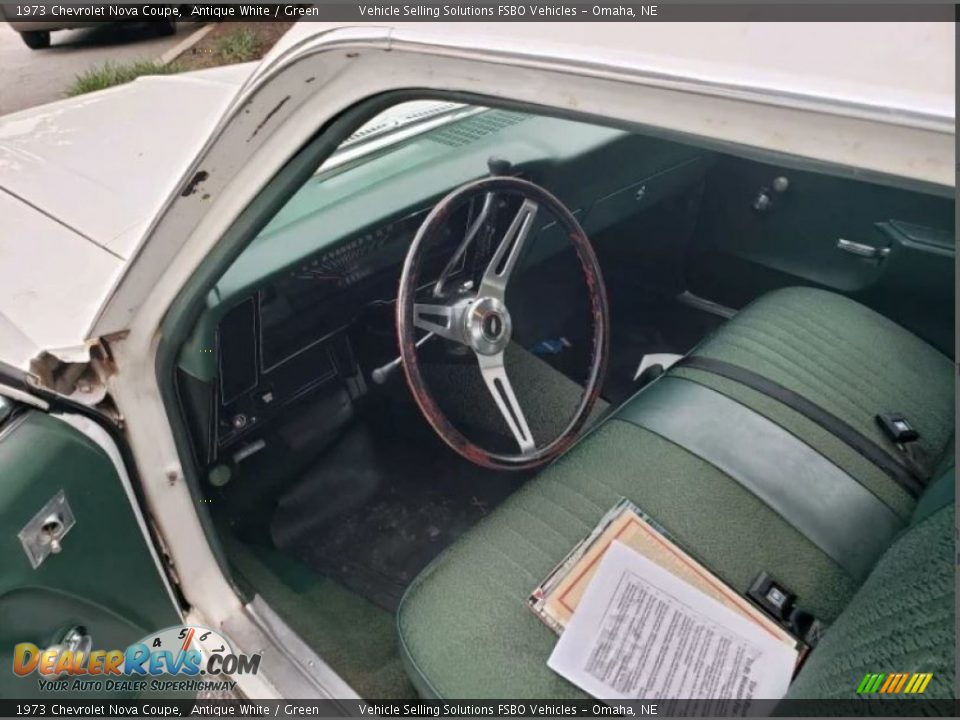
[{"left": 171, "top": 101, "right": 955, "bottom": 701}]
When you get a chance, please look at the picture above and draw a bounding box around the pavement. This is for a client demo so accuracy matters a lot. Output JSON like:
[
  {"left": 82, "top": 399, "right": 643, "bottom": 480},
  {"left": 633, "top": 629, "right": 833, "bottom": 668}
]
[{"left": 0, "top": 21, "right": 203, "bottom": 116}]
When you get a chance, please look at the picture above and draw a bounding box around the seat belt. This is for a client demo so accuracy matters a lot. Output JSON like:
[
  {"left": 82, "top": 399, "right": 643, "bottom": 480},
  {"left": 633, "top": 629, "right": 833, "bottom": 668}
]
[{"left": 675, "top": 355, "right": 927, "bottom": 498}]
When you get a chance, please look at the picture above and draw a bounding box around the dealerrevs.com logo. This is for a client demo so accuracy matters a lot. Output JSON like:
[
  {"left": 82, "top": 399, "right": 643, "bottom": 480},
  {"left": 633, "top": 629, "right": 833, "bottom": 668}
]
[{"left": 12, "top": 625, "right": 260, "bottom": 694}]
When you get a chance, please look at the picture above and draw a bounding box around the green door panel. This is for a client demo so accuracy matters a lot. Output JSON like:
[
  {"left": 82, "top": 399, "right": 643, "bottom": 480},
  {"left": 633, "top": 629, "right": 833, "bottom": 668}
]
[
  {"left": 0, "top": 409, "right": 180, "bottom": 696},
  {"left": 0, "top": 589, "right": 146, "bottom": 698},
  {"left": 686, "top": 157, "right": 954, "bottom": 354}
]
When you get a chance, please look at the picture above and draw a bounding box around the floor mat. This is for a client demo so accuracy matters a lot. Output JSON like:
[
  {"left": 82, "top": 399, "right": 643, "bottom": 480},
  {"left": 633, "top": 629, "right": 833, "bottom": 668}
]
[{"left": 270, "top": 413, "right": 529, "bottom": 611}]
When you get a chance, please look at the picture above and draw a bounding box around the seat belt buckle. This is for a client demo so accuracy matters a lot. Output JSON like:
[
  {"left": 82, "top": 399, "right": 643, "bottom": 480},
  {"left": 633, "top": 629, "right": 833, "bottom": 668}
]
[
  {"left": 747, "top": 572, "right": 796, "bottom": 622},
  {"left": 789, "top": 610, "right": 826, "bottom": 648},
  {"left": 748, "top": 572, "right": 825, "bottom": 649},
  {"left": 876, "top": 413, "right": 920, "bottom": 444},
  {"left": 876, "top": 414, "right": 931, "bottom": 484}
]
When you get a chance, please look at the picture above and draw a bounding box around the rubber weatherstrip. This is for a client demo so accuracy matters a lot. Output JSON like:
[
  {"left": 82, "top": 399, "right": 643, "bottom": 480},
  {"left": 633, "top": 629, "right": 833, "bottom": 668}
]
[{"left": 675, "top": 355, "right": 925, "bottom": 498}]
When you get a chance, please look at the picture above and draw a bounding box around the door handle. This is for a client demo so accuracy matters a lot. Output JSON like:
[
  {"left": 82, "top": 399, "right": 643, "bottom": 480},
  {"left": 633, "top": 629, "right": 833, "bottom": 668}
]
[{"left": 837, "top": 238, "right": 890, "bottom": 259}]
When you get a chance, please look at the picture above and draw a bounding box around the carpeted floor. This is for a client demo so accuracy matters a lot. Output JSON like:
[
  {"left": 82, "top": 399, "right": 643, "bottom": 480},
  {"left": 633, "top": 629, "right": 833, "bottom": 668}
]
[
  {"left": 267, "top": 344, "right": 601, "bottom": 611},
  {"left": 270, "top": 418, "right": 527, "bottom": 611},
  {"left": 214, "top": 336, "right": 629, "bottom": 698},
  {"left": 222, "top": 531, "right": 418, "bottom": 699}
]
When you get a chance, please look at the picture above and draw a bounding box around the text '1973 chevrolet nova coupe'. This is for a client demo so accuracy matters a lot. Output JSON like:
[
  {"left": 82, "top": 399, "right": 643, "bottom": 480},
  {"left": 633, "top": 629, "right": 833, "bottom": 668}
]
[{"left": 0, "top": 20, "right": 954, "bottom": 709}]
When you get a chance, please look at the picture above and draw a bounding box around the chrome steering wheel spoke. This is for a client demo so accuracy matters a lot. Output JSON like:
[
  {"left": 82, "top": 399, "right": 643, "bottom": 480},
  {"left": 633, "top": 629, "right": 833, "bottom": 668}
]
[
  {"left": 412, "top": 301, "right": 470, "bottom": 344},
  {"left": 434, "top": 191, "right": 495, "bottom": 298},
  {"left": 477, "top": 351, "right": 535, "bottom": 455},
  {"left": 478, "top": 199, "right": 538, "bottom": 301}
]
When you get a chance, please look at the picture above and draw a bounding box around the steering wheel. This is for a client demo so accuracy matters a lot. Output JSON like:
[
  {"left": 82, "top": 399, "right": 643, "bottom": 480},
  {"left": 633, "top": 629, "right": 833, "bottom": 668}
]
[{"left": 397, "top": 176, "right": 609, "bottom": 470}]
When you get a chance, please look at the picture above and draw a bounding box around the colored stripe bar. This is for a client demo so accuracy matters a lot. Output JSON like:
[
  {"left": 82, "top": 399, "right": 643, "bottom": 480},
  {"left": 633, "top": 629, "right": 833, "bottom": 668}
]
[
  {"left": 857, "top": 671, "right": 933, "bottom": 695},
  {"left": 904, "top": 674, "right": 921, "bottom": 693},
  {"left": 886, "top": 673, "right": 904, "bottom": 693},
  {"left": 893, "top": 673, "right": 909, "bottom": 693}
]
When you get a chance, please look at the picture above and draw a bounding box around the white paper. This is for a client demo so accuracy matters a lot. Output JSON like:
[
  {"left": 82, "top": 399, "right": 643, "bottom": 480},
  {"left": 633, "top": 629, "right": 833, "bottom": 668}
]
[
  {"left": 547, "top": 542, "right": 797, "bottom": 715},
  {"left": 633, "top": 353, "right": 682, "bottom": 381}
]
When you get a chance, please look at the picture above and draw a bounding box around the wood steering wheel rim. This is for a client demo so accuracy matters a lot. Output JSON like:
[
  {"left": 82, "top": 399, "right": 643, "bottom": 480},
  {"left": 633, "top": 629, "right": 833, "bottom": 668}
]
[{"left": 397, "top": 176, "right": 609, "bottom": 471}]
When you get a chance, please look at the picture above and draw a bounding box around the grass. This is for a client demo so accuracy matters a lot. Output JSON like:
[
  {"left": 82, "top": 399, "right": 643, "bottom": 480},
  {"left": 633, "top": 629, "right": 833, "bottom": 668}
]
[
  {"left": 65, "top": 28, "right": 267, "bottom": 96},
  {"left": 67, "top": 60, "right": 182, "bottom": 96},
  {"left": 213, "top": 28, "right": 264, "bottom": 64}
]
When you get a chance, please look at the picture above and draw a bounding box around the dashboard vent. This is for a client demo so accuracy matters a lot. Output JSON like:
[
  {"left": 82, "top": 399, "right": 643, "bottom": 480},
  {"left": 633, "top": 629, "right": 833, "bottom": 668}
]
[
  {"left": 344, "top": 101, "right": 465, "bottom": 145},
  {"left": 429, "top": 111, "right": 529, "bottom": 147}
]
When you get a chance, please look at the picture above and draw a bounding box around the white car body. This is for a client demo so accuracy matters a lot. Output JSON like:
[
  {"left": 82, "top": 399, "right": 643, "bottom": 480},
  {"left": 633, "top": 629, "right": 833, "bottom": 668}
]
[
  {"left": 0, "top": 63, "right": 254, "bottom": 367},
  {"left": 0, "top": 21, "right": 954, "bottom": 698},
  {"left": 0, "top": 22, "right": 953, "bottom": 369}
]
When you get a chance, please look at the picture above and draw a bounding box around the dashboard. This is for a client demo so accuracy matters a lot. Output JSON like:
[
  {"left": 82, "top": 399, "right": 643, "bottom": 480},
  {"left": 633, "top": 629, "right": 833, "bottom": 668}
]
[
  {"left": 211, "top": 201, "right": 476, "bottom": 456},
  {"left": 257, "top": 207, "right": 432, "bottom": 373},
  {"left": 176, "top": 107, "right": 713, "bottom": 465}
]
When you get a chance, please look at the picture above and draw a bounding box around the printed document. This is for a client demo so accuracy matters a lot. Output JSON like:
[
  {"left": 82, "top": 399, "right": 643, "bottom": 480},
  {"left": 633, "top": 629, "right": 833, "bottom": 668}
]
[
  {"left": 548, "top": 541, "right": 797, "bottom": 714},
  {"left": 529, "top": 500, "right": 797, "bottom": 650}
]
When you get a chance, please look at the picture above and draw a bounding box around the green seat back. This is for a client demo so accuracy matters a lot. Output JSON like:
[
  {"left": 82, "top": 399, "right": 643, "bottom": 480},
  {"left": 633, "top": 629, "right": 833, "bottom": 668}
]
[{"left": 783, "top": 470, "right": 955, "bottom": 703}]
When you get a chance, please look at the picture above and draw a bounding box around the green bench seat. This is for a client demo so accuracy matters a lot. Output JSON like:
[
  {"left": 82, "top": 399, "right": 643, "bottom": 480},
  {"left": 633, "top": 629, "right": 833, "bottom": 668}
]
[{"left": 396, "top": 288, "right": 955, "bottom": 700}]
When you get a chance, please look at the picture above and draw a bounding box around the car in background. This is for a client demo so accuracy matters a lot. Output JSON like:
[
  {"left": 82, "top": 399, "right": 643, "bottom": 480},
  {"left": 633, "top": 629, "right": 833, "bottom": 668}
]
[{"left": 0, "top": 6, "right": 180, "bottom": 49}]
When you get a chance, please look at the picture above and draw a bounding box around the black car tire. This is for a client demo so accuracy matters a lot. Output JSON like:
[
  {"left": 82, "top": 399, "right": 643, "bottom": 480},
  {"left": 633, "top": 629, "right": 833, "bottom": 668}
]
[
  {"left": 155, "top": 19, "right": 177, "bottom": 36},
  {"left": 20, "top": 30, "right": 51, "bottom": 49}
]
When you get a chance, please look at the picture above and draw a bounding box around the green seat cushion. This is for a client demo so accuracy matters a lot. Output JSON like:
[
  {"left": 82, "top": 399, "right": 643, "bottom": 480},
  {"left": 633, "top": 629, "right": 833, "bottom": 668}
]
[
  {"left": 397, "top": 420, "right": 857, "bottom": 699},
  {"left": 783, "top": 504, "right": 955, "bottom": 702},
  {"left": 673, "top": 287, "right": 955, "bottom": 519}
]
